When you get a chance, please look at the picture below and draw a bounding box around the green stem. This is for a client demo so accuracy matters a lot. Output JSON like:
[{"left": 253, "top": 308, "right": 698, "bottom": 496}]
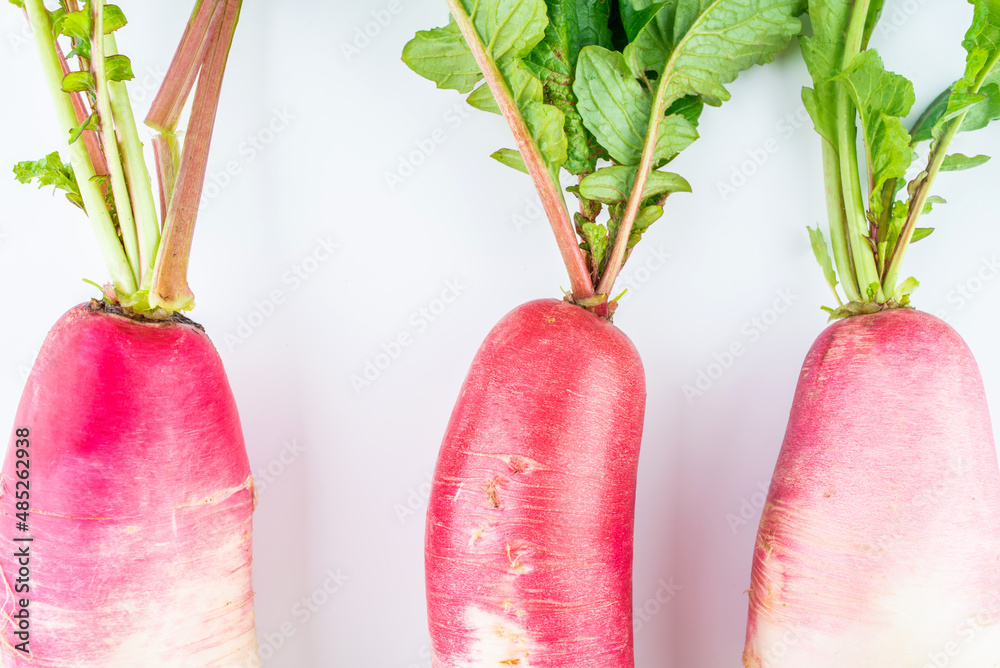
[
  {"left": 883, "top": 48, "right": 1000, "bottom": 296},
  {"left": 24, "top": 0, "right": 136, "bottom": 294},
  {"left": 106, "top": 32, "right": 160, "bottom": 287},
  {"left": 149, "top": 0, "right": 243, "bottom": 311},
  {"left": 92, "top": 0, "right": 141, "bottom": 287},
  {"left": 882, "top": 122, "right": 959, "bottom": 295},
  {"left": 821, "top": 139, "right": 860, "bottom": 302},
  {"left": 596, "top": 72, "right": 669, "bottom": 298},
  {"left": 443, "top": 0, "right": 594, "bottom": 301},
  {"left": 836, "top": 0, "right": 880, "bottom": 300}
]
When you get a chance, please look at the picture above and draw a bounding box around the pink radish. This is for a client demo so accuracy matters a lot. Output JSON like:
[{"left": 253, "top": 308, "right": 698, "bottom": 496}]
[
  {"left": 742, "top": 310, "right": 1000, "bottom": 666},
  {"left": 6, "top": 1, "right": 255, "bottom": 664},
  {"left": 1, "top": 304, "right": 258, "bottom": 666},
  {"left": 426, "top": 299, "right": 645, "bottom": 666},
  {"left": 743, "top": 1, "right": 1000, "bottom": 663},
  {"left": 403, "top": 0, "right": 803, "bottom": 664}
]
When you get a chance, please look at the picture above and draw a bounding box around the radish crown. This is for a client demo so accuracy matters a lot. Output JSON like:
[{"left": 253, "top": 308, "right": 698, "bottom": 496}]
[
  {"left": 403, "top": 0, "right": 805, "bottom": 317},
  {"left": 11, "top": 0, "right": 242, "bottom": 317},
  {"left": 804, "top": 0, "right": 1000, "bottom": 319}
]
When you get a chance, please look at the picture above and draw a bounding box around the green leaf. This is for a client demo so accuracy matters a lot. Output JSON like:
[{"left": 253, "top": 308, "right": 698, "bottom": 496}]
[
  {"left": 525, "top": 0, "right": 614, "bottom": 174},
  {"left": 461, "top": 0, "right": 549, "bottom": 61},
  {"left": 910, "top": 88, "right": 952, "bottom": 144},
  {"left": 9, "top": 1, "right": 25, "bottom": 8},
  {"left": 574, "top": 46, "right": 651, "bottom": 165},
  {"left": 833, "top": 50, "right": 915, "bottom": 210},
  {"left": 801, "top": 0, "right": 854, "bottom": 144},
  {"left": 961, "top": 82, "right": 1000, "bottom": 130},
  {"left": 652, "top": 0, "right": 805, "bottom": 108},
  {"left": 68, "top": 112, "right": 99, "bottom": 145},
  {"left": 13, "top": 152, "right": 84, "bottom": 211},
  {"left": 105, "top": 54, "right": 134, "bottom": 82},
  {"left": 491, "top": 148, "right": 529, "bottom": 173},
  {"left": 627, "top": 204, "right": 664, "bottom": 248},
  {"left": 940, "top": 153, "right": 991, "bottom": 171},
  {"left": 921, "top": 195, "right": 946, "bottom": 215},
  {"left": 468, "top": 59, "right": 543, "bottom": 115},
  {"left": 622, "top": 1, "right": 675, "bottom": 77},
  {"left": 893, "top": 276, "right": 919, "bottom": 302},
  {"left": 911, "top": 228, "right": 934, "bottom": 242},
  {"left": 654, "top": 113, "right": 699, "bottom": 164},
  {"left": 621, "top": 0, "right": 670, "bottom": 42},
  {"left": 579, "top": 165, "right": 690, "bottom": 203},
  {"left": 62, "top": 71, "right": 95, "bottom": 93},
  {"left": 581, "top": 222, "right": 609, "bottom": 269},
  {"left": 807, "top": 226, "right": 839, "bottom": 295},
  {"left": 524, "top": 102, "right": 568, "bottom": 173},
  {"left": 57, "top": 9, "right": 91, "bottom": 41},
  {"left": 103, "top": 4, "right": 128, "bottom": 33},
  {"left": 402, "top": 21, "right": 482, "bottom": 93}
]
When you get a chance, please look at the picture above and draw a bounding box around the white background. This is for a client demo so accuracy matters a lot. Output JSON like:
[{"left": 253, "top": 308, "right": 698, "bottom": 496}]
[{"left": 1, "top": 1, "right": 998, "bottom": 666}]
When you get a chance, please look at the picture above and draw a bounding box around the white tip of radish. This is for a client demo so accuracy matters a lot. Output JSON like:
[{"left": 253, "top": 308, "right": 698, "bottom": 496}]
[{"left": 464, "top": 607, "right": 533, "bottom": 667}]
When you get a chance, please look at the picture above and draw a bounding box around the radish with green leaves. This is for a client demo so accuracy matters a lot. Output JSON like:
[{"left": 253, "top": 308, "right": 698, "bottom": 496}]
[
  {"left": 404, "top": 0, "right": 803, "bottom": 664},
  {"left": 743, "top": 2, "right": 1000, "bottom": 666},
  {"left": 3, "top": 2, "right": 258, "bottom": 666}
]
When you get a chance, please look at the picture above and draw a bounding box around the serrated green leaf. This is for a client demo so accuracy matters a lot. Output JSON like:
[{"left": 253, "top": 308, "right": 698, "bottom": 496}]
[
  {"left": 57, "top": 9, "right": 91, "bottom": 41},
  {"left": 654, "top": 0, "right": 805, "bottom": 108},
  {"left": 579, "top": 165, "right": 690, "bottom": 203},
  {"left": 941, "top": 153, "right": 991, "bottom": 171},
  {"left": 105, "top": 54, "right": 134, "bottom": 82},
  {"left": 523, "top": 102, "right": 568, "bottom": 173},
  {"left": 807, "top": 226, "right": 839, "bottom": 295},
  {"left": 833, "top": 50, "right": 914, "bottom": 212},
  {"left": 574, "top": 46, "right": 650, "bottom": 165},
  {"left": 13, "top": 151, "right": 84, "bottom": 211},
  {"left": 622, "top": 1, "right": 675, "bottom": 77},
  {"left": 910, "top": 88, "right": 952, "bottom": 144},
  {"left": 460, "top": 0, "right": 549, "bottom": 61},
  {"left": 654, "top": 113, "right": 699, "bottom": 164},
  {"left": 468, "top": 59, "right": 543, "bottom": 114},
  {"left": 628, "top": 204, "right": 665, "bottom": 248},
  {"left": 62, "top": 71, "right": 95, "bottom": 93},
  {"left": 402, "top": 22, "right": 481, "bottom": 93},
  {"left": 581, "top": 221, "right": 609, "bottom": 269},
  {"left": 801, "top": 0, "right": 854, "bottom": 144},
  {"left": 961, "top": 82, "right": 1000, "bottom": 130},
  {"left": 525, "top": 0, "right": 613, "bottom": 174},
  {"left": 103, "top": 4, "right": 128, "bottom": 33},
  {"left": 491, "top": 148, "right": 529, "bottom": 173}
]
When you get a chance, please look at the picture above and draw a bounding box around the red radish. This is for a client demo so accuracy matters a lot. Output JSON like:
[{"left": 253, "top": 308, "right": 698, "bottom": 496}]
[
  {"left": 743, "top": 1, "right": 1000, "bottom": 664},
  {"left": 426, "top": 299, "right": 645, "bottom": 666},
  {"left": 743, "top": 310, "right": 1000, "bottom": 666},
  {"left": 6, "top": 1, "right": 255, "bottom": 664},
  {"left": 403, "top": 0, "right": 802, "bottom": 664},
  {"left": 0, "top": 304, "right": 258, "bottom": 667}
]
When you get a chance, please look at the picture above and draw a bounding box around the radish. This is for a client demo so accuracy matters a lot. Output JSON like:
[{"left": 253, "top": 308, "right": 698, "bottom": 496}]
[
  {"left": 4, "top": 1, "right": 257, "bottom": 665},
  {"left": 404, "top": 0, "right": 804, "bottom": 664},
  {"left": 742, "top": 2, "right": 1000, "bottom": 665}
]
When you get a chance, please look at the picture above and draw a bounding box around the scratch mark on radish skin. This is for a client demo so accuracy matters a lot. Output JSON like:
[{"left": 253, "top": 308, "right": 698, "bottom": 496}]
[{"left": 454, "top": 483, "right": 465, "bottom": 502}]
